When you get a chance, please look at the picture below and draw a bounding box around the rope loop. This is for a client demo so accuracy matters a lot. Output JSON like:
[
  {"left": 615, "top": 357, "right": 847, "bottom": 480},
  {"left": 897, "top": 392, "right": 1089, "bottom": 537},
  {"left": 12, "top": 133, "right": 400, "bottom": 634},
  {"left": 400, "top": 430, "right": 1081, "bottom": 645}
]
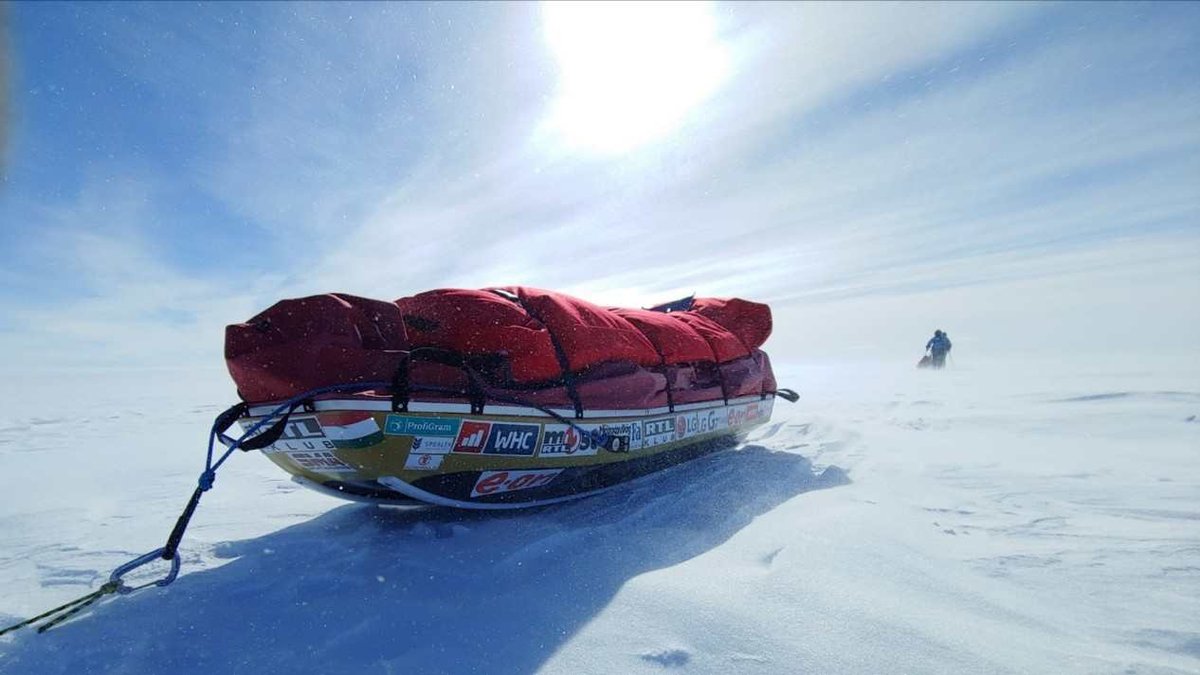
[{"left": 774, "top": 388, "right": 800, "bottom": 403}]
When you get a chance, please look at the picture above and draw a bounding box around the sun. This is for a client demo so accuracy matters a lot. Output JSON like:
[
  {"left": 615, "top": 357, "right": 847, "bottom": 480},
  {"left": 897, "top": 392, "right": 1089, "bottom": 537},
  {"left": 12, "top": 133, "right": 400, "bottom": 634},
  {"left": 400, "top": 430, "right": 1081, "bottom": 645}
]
[{"left": 540, "top": 1, "right": 730, "bottom": 155}]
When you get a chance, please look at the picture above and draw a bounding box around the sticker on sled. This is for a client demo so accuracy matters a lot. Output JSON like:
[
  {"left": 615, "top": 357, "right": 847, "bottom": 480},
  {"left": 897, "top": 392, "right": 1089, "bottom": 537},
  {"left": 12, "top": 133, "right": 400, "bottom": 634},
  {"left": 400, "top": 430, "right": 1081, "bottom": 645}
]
[{"left": 471, "top": 469, "right": 563, "bottom": 497}]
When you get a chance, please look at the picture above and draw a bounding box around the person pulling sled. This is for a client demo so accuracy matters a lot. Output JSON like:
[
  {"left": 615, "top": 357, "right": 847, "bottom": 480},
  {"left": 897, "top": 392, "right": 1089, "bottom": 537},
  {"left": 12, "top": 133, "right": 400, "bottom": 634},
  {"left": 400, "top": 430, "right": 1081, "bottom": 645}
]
[{"left": 919, "top": 329, "right": 952, "bottom": 369}]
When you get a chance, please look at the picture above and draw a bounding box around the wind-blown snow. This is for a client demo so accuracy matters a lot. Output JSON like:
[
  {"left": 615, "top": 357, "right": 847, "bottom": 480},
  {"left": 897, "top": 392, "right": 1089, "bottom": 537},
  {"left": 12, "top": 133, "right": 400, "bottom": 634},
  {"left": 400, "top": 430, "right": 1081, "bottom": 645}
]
[{"left": 0, "top": 358, "right": 1197, "bottom": 674}]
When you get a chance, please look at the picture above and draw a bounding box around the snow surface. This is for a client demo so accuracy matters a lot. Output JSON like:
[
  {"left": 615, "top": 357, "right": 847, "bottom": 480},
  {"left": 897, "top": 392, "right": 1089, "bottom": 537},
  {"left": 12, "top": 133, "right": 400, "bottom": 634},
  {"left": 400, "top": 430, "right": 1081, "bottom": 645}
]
[{"left": 0, "top": 358, "right": 1197, "bottom": 674}]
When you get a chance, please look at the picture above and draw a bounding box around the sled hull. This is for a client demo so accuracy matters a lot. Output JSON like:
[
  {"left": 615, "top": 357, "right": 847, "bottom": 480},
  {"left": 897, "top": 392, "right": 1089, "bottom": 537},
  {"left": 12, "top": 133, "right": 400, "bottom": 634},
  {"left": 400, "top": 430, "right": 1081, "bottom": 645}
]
[{"left": 241, "top": 395, "right": 774, "bottom": 509}]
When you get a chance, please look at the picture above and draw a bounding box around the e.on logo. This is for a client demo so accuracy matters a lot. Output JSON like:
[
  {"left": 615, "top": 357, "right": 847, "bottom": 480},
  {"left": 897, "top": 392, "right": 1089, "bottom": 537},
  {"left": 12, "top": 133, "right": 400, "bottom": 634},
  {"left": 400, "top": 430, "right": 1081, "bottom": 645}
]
[{"left": 470, "top": 469, "right": 562, "bottom": 498}]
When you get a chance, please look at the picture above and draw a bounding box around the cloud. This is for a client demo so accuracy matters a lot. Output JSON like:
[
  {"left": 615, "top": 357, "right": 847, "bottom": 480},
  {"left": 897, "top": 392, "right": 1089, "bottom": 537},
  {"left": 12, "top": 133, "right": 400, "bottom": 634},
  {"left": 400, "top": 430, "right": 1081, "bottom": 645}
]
[
  {"left": 1, "top": 2, "right": 1196, "bottom": 373},
  {"left": 0, "top": 178, "right": 275, "bottom": 370},
  {"left": 296, "top": 2, "right": 1197, "bottom": 302},
  {"left": 198, "top": 3, "right": 556, "bottom": 242}
]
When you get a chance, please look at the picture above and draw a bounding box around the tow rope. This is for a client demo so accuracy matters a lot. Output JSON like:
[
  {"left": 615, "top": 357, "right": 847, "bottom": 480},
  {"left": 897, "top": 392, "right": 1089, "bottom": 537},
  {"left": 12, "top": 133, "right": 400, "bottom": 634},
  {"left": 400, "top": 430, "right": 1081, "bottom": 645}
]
[
  {"left": 0, "top": 382, "right": 366, "bottom": 636},
  {"left": 0, "top": 582, "right": 119, "bottom": 636}
]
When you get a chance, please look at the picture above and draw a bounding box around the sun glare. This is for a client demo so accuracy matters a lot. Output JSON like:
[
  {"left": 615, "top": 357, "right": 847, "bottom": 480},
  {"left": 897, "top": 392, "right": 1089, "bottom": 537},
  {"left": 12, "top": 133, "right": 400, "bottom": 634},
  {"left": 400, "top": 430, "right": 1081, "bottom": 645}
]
[{"left": 541, "top": 1, "right": 730, "bottom": 155}]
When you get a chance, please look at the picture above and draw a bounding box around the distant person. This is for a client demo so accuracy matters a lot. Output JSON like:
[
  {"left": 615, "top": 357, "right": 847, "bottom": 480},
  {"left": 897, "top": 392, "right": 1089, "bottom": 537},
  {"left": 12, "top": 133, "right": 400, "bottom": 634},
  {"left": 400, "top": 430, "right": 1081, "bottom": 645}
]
[{"left": 925, "top": 329, "right": 952, "bottom": 369}]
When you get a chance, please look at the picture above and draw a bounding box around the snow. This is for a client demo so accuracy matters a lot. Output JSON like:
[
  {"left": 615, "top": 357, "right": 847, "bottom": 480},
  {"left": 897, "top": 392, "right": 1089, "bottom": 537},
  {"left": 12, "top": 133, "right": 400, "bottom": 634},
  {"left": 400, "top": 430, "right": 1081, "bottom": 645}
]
[{"left": 1, "top": 357, "right": 1197, "bottom": 674}]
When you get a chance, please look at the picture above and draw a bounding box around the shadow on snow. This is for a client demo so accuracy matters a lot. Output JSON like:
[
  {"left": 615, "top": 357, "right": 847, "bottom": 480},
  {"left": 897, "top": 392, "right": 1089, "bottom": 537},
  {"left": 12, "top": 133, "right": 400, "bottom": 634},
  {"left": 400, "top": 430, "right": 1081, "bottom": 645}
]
[{"left": 1, "top": 445, "right": 847, "bottom": 675}]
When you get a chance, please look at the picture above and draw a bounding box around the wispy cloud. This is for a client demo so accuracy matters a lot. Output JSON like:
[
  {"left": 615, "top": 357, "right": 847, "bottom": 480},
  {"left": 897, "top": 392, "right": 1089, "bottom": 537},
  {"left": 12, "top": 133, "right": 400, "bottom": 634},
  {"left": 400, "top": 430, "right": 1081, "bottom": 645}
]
[
  {"left": 1, "top": 1, "right": 1196, "bottom": 371},
  {"left": 0, "top": 178, "right": 271, "bottom": 369}
]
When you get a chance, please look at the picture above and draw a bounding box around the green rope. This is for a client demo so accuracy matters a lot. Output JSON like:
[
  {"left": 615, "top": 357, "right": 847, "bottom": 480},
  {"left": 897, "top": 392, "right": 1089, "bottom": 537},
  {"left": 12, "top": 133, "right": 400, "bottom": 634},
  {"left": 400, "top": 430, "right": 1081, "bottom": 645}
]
[{"left": 0, "top": 581, "right": 120, "bottom": 637}]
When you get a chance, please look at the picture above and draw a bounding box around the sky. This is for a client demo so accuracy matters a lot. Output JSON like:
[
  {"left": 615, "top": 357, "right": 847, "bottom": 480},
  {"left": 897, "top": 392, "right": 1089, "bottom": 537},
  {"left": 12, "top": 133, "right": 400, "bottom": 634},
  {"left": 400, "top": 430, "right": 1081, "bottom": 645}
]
[{"left": 0, "top": 1, "right": 1197, "bottom": 375}]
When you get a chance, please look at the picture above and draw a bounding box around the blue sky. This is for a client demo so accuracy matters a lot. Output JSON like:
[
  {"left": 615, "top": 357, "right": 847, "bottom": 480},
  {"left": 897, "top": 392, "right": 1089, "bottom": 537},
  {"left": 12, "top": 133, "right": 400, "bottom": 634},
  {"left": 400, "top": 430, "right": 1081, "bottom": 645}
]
[{"left": 1, "top": 1, "right": 1197, "bottom": 370}]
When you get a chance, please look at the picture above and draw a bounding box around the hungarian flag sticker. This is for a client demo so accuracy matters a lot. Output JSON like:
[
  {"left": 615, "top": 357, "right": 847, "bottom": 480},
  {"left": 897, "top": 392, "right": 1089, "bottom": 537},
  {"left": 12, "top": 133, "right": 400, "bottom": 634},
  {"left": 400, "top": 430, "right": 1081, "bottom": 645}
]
[{"left": 318, "top": 412, "right": 385, "bottom": 449}]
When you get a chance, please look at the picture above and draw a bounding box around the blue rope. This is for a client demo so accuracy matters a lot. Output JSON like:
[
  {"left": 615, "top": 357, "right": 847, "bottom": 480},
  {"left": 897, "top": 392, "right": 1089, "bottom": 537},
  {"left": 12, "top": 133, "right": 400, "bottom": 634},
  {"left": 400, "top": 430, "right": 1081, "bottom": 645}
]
[
  {"left": 164, "top": 378, "right": 611, "bottom": 565},
  {"left": 205, "top": 380, "right": 395, "bottom": 480}
]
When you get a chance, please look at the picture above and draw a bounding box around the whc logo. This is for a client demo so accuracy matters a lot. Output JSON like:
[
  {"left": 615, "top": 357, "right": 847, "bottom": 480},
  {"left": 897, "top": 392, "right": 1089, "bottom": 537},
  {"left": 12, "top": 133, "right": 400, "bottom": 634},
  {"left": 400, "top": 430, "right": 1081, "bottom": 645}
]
[{"left": 482, "top": 423, "right": 541, "bottom": 456}]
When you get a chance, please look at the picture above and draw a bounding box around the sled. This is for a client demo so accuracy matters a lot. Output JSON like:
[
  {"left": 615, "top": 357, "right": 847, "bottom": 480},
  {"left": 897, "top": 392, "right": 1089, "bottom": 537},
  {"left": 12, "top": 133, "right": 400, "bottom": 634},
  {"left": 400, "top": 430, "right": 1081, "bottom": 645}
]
[{"left": 225, "top": 286, "right": 789, "bottom": 509}]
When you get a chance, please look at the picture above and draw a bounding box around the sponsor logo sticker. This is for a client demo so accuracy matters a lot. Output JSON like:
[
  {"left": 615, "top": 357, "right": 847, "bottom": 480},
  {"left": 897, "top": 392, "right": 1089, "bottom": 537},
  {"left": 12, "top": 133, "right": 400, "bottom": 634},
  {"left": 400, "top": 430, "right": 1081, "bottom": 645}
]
[
  {"left": 540, "top": 424, "right": 599, "bottom": 458},
  {"left": 276, "top": 417, "right": 324, "bottom": 440},
  {"left": 674, "top": 409, "right": 726, "bottom": 439},
  {"left": 727, "top": 402, "right": 766, "bottom": 428},
  {"left": 285, "top": 450, "right": 357, "bottom": 473},
  {"left": 701, "top": 409, "right": 725, "bottom": 433},
  {"left": 471, "top": 469, "right": 563, "bottom": 498},
  {"left": 243, "top": 416, "right": 340, "bottom": 454},
  {"left": 384, "top": 415, "right": 462, "bottom": 437},
  {"left": 641, "top": 418, "right": 676, "bottom": 447},
  {"left": 595, "top": 421, "right": 641, "bottom": 452},
  {"left": 453, "top": 421, "right": 491, "bottom": 453},
  {"left": 607, "top": 435, "right": 631, "bottom": 452},
  {"left": 411, "top": 436, "right": 454, "bottom": 454},
  {"left": 483, "top": 423, "right": 541, "bottom": 456},
  {"left": 404, "top": 452, "right": 445, "bottom": 471}
]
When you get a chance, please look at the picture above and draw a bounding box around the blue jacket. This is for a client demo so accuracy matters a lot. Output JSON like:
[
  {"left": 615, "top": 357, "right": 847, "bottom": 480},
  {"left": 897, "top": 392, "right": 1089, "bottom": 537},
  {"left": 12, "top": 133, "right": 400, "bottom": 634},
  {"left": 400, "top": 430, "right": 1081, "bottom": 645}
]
[{"left": 926, "top": 334, "right": 952, "bottom": 354}]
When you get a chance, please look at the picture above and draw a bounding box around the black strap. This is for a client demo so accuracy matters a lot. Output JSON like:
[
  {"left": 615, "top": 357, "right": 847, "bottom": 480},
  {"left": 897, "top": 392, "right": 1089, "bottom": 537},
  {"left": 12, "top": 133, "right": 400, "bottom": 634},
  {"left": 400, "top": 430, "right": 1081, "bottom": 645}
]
[
  {"left": 663, "top": 365, "right": 676, "bottom": 413},
  {"left": 239, "top": 407, "right": 301, "bottom": 451},
  {"left": 212, "top": 402, "right": 248, "bottom": 443},
  {"left": 640, "top": 338, "right": 676, "bottom": 413},
  {"left": 715, "top": 363, "right": 730, "bottom": 405},
  {"left": 391, "top": 355, "right": 410, "bottom": 412},
  {"left": 490, "top": 290, "right": 585, "bottom": 418},
  {"left": 392, "top": 347, "right": 488, "bottom": 415},
  {"left": 213, "top": 401, "right": 299, "bottom": 452}
]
